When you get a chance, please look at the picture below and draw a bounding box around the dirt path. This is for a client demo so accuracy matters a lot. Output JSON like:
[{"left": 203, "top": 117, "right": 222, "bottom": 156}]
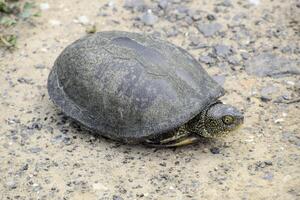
[{"left": 1, "top": 0, "right": 299, "bottom": 199}]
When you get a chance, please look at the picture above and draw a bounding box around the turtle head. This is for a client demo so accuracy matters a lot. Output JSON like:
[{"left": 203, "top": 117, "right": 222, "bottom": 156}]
[{"left": 198, "top": 102, "right": 244, "bottom": 138}]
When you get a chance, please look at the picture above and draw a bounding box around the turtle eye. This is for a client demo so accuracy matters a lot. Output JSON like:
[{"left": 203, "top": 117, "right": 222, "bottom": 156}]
[{"left": 222, "top": 115, "right": 234, "bottom": 125}]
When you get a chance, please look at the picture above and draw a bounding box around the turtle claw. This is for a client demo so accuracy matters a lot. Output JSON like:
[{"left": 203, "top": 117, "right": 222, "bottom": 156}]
[{"left": 144, "top": 136, "right": 199, "bottom": 148}]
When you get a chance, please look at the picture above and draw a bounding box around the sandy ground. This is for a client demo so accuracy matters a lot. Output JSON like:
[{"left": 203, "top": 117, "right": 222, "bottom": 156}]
[{"left": 0, "top": 0, "right": 299, "bottom": 199}]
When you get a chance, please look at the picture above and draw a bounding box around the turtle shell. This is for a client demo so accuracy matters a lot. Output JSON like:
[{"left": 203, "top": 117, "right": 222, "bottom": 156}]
[{"left": 47, "top": 31, "right": 225, "bottom": 143}]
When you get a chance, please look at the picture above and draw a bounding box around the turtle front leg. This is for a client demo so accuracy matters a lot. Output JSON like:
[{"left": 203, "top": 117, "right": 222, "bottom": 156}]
[{"left": 144, "top": 126, "right": 199, "bottom": 147}]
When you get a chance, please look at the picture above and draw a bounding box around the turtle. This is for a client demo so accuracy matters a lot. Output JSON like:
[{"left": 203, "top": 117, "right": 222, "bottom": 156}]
[{"left": 47, "top": 31, "right": 244, "bottom": 147}]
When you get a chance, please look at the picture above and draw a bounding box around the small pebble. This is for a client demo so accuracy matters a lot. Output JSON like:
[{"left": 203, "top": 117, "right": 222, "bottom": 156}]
[
  {"left": 49, "top": 19, "right": 61, "bottom": 26},
  {"left": 124, "top": 0, "right": 145, "bottom": 11},
  {"left": 210, "top": 147, "right": 221, "bottom": 154},
  {"left": 40, "top": 3, "right": 50, "bottom": 10},
  {"left": 113, "top": 195, "right": 124, "bottom": 200},
  {"left": 249, "top": 0, "right": 260, "bottom": 5},
  {"left": 140, "top": 9, "right": 158, "bottom": 26},
  {"left": 274, "top": 118, "right": 284, "bottom": 123},
  {"left": 241, "top": 52, "right": 249, "bottom": 60},
  {"left": 199, "top": 55, "right": 215, "bottom": 65},
  {"left": 17, "top": 77, "right": 33, "bottom": 84},
  {"left": 227, "top": 56, "right": 240, "bottom": 65},
  {"left": 262, "top": 172, "right": 273, "bottom": 181},
  {"left": 6, "top": 180, "right": 17, "bottom": 190},
  {"left": 220, "top": 0, "right": 232, "bottom": 7},
  {"left": 93, "top": 182, "right": 108, "bottom": 191},
  {"left": 158, "top": 0, "right": 168, "bottom": 9},
  {"left": 189, "top": 36, "right": 200, "bottom": 46},
  {"left": 214, "top": 45, "right": 232, "bottom": 58},
  {"left": 197, "top": 23, "right": 223, "bottom": 37},
  {"left": 260, "top": 86, "right": 277, "bottom": 102},
  {"left": 29, "top": 147, "right": 42, "bottom": 153},
  {"left": 21, "top": 163, "right": 29, "bottom": 171},
  {"left": 34, "top": 64, "right": 46, "bottom": 69},
  {"left": 207, "top": 14, "right": 216, "bottom": 21},
  {"left": 76, "top": 16, "right": 90, "bottom": 25}
]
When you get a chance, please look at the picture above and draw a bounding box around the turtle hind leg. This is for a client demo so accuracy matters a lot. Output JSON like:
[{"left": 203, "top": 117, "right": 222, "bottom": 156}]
[{"left": 144, "top": 126, "right": 199, "bottom": 147}]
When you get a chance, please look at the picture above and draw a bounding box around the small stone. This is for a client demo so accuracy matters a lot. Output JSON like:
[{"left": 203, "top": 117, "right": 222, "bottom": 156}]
[
  {"left": 260, "top": 95, "right": 272, "bottom": 102},
  {"left": 76, "top": 16, "right": 90, "bottom": 25},
  {"left": 172, "top": 0, "right": 181, "bottom": 3},
  {"left": 107, "top": 0, "right": 115, "bottom": 8},
  {"left": 21, "top": 163, "right": 29, "bottom": 171},
  {"left": 93, "top": 182, "right": 108, "bottom": 191},
  {"left": 199, "top": 55, "right": 215, "bottom": 65},
  {"left": 29, "top": 147, "right": 42, "bottom": 153},
  {"left": 207, "top": 14, "right": 216, "bottom": 21},
  {"left": 164, "top": 26, "right": 178, "bottom": 37},
  {"left": 281, "top": 46, "right": 292, "bottom": 53},
  {"left": 202, "top": 148, "right": 209, "bottom": 153},
  {"left": 274, "top": 118, "right": 284, "bottom": 123},
  {"left": 241, "top": 52, "right": 249, "bottom": 60},
  {"left": 214, "top": 45, "right": 232, "bottom": 58},
  {"left": 6, "top": 180, "right": 17, "bottom": 190},
  {"left": 140, "top": 9, "right": 158, "bottom": 26},
  {"left": 185, "top": 16, "right": 194, "bottom": 25},
  {"left": 40, "top": 3, "right": 50, "bottom": 10},
  {"left": 285, "top": 80, "right": 295, "bottom": 86},
  {"left": 197, "top": 23, "right": 223, "bottom": 37},
  {"left": 294, "top": 81, "right": 300, "bottom": 93},
  {"left": 49, "top": 19, "right": 61, "bottom": 26},
  {"left": 227, "top": 56, "right": 240, "bottom": 65},
  {"left": 176, "top": 12, "right": 186, "bottom": 20},
  {"left": 264, "top": 161, "right": 273, "bottom": 166},
  {"left": 28, "top": 122, "right": 43, "bottom": 130},
  {"left": 177, "top": 6, "right": 189, "bottom": 14},
  {"left": 210, "top": 147, "right": 220, "bottom": 154},
  {"left": 34, "top": 64, "right": 46, "bottom": 69},
  {"left": 260, "top": 86, "right": 277, "bottom": 102},
  {"left": 17, "top": 77, "right": 33, "bottom": 84},
  {"left": 158, "top": 0, "right": 168, "bottom": 9},
  {"left": 113, "top": 196, "right": 124, "bottom": 200},
  {"left": 189, "top": 36, "right": 200, "bottom": 46},
  {"left": 282, "top": 132, "right": 300, "bottom": 146},
  {"left": 32, "top": 183, "right": 42, "bottom": 192},
  {"left": 249, "top": 0, "right": 260, "bottom": 5},
  {"left": 124, "top": 0, "right": 145, "bottom": 11},
  {"left": 262, "top": 172, "right": 273, "bottom": 180},
  {"left": 7, "top": 118, "right": 20, "bottom": 125},
  {"left": 281, "top": 92, "right": 293, "bottom": 100},
  {"left": 255, "top": 161, "right": 270, "bottom": 169},
  {"left": 219, "top": 0, "right": 232, "bottom": 7},
  {"left": 191, "top": 13, "right": 202, "bottom": 21}
]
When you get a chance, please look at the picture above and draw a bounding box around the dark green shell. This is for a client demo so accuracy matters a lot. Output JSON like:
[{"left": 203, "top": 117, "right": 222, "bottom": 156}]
[{"left": 47, "top": 31, "right": 225, "bottom": 143}]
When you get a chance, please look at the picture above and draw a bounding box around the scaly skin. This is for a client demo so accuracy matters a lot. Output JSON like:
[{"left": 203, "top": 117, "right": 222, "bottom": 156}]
[{"left": 145, "top": 101, "right": 244, "bottom": 147}]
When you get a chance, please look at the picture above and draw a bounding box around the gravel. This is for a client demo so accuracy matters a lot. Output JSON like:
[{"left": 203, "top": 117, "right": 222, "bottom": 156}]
[{"left": 1, "top": 0, "right": 299, "bottom": 199}]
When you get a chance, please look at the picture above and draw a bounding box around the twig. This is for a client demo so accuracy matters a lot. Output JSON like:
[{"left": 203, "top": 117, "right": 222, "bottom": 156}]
[{"left": 286, "top": 98, "right": 300, "bottom": 104}]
